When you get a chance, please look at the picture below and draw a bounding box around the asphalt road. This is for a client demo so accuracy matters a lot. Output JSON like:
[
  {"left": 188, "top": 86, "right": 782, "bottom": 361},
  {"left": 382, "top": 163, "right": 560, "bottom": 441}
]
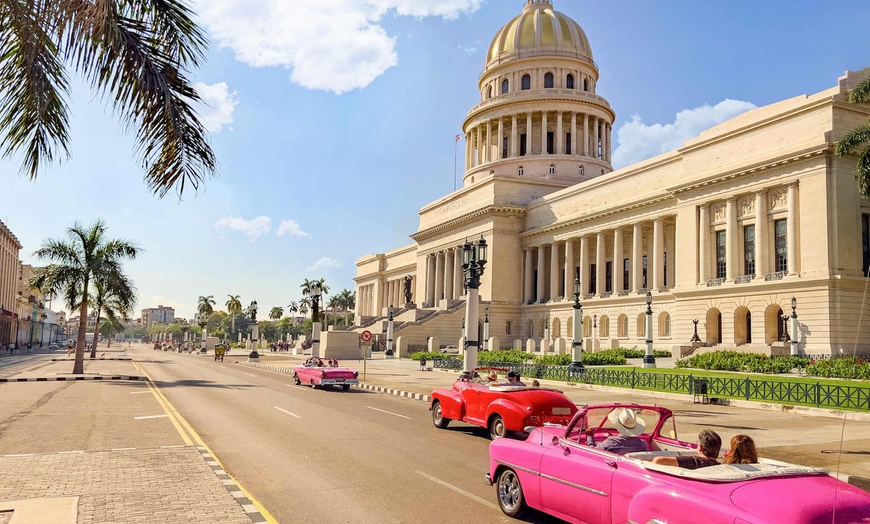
[{"left": 133, "top": 348, "right": 544, "bottom": 524}]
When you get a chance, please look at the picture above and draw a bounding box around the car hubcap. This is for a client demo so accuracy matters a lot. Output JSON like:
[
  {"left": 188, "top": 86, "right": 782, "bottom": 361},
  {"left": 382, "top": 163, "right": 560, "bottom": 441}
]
[
  {"left": 433, "top": 405, "right": 442, "bottom": 424},
  {"left": 492, "top": 418, "right": 505, "bottom": 438},
  {"left": 499, "top": 472, "right": 520, "bottom": 511}
]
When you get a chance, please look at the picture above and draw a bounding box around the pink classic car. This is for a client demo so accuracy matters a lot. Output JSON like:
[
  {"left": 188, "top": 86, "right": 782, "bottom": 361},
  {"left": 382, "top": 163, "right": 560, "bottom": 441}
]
[
  {"left": 292, "top": 357, "right": 359, "bottom": 391},
  {"left": 430, "top": 368, "right": 577, "bottom": 439},
  {"left": 486, "top": 403, "right": 870, "bottom": 523}
]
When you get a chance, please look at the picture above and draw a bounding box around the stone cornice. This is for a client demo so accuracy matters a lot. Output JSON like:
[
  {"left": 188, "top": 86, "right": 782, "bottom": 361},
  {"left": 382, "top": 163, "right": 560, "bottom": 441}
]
[
  {"left": 519, "top": 195, "right": 673, "bottom": 240},
  {"left": 464, "top": 95, "right": 615, "bottom": 127},
  {"left": 411, "top": 205, "right": 527, "bottom": 242}
]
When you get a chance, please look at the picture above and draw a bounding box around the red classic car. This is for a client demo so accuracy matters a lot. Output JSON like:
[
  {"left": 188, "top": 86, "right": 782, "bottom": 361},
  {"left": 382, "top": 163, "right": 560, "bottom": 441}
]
[
  {"left": 486, "top": 402, "right": 870, "bottom": 523},
  {"left": 430, "top": 369, "right": 577, "bottom": 439},
  {"left": 292, "top": 357, "right": 359, "bottom": 391}
]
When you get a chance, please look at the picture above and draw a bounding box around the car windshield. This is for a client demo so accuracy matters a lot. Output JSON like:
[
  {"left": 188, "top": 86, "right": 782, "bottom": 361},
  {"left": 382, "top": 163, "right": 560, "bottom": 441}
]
[{"left": 566, "top": 407, "right": 673, "bottom": 442}]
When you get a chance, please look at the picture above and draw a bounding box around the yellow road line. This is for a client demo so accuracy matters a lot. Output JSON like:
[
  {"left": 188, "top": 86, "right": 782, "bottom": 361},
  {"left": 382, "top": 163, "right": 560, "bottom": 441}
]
[{"left": 133, "top": 361, "right": 280, "bottom": 524}]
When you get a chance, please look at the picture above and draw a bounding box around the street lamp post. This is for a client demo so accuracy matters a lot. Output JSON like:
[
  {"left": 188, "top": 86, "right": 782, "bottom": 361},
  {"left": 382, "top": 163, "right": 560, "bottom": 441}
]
[
  {"left": 780, "top": 314, "right": 791, "bottom": 343},
  {"left": 790, "top": 296, "right": 799, "bottom": 356},
  {"left": 571, "top": 279, "right": 584, "bottom": 371},
  {"left": 482, "top": 307, "right": 490, "bottom": 351},
  {"left": 591, "top": 314, "right": 597, "bottom": 354},
  {"left": 248, "top": 300, "right": 260, "bottom": 361},
  {"left": 544, "top": 315, "right": 550, "bottom": 352},
  {"left": 311, "top": 284, "right": 322, "bottom": 358},
  {"left": 643, "top": 291, "right": 656, "bottom": 368},
  {"left": 461, "top": 236, "right": 487, "bottom": 371},
  {"left": 385, "top": 305, "right": 395, "bottom": 358}
]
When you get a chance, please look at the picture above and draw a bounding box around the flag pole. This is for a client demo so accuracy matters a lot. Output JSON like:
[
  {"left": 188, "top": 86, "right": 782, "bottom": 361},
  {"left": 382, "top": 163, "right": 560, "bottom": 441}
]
[{"left": 454, "top": 137, "right": 458, "bottom": 192}]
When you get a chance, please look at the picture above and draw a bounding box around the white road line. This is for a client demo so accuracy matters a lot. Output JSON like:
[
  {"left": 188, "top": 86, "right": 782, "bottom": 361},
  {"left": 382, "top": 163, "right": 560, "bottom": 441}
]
[
  {"left": 134, "top": 414, "right": 169, "bottom": 420},
  {"left": 366, "top": 406, "right": 411, "bottom": 420},
  {"left": 243, "top": 373, "right": 257, "bottom": 377},
  {"left": 273, "top": 406, "right": 301, "bottom": 419},
  {"left": 58, "top": 451, "right": 85, "bottom": 454},
  {"left": 416, "top": 471, "right": 500, "bottom": 512},
  {"left": 130, "top": 391, "right": 151, "bottom": 394}
]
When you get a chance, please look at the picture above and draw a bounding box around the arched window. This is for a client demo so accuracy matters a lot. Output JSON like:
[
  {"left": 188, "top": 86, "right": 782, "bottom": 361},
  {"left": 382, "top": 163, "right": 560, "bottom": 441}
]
[
  {"left": 567, "top": 317, "right": 573, "bottom": 338},
  {"left": 659, "top": 312, "right": 671, "bottom": 337},
  {"left": 579, "top": 165, "right": 585, "bottom": 177},
  {"left": 637, "top": 313, "right": 646, "bottom": 338},
  {"left": 552, "top": 318, "right": 561, "bottom": 338},
  {"left": 549, "top": 164, "right": 556, "bottom": 175},
  {"left": 518, "top": 166, "right": 524, "bottom": 176},
  {"left": 583, "top": 78, "right": 589, "bottom": 91},
  {"left": 527, "top": 319, "right": 535, "bottom": 339},
  {"left": 583, "top": 317, "right": 592, "bottom": 338},
  {"left": 567, "top": 74, "right": 575, "bottom": 89},
  {"left": 544, "top": 72, "right": 554, "bottom": 88},
  {"left": 618, "top": 314, "right": 628, "bottom": 337},
  {"left": 486, "top": 86, "right": 492, "bottom": 99},
  {"left": 501, "top": 79, "right": 509, "bottom": 94},
  {"left": 600, "top": 315, "right": 610, "bottom": 337},
  {"left": 521, "top": 74, "right": 531, "bottom": 90}
]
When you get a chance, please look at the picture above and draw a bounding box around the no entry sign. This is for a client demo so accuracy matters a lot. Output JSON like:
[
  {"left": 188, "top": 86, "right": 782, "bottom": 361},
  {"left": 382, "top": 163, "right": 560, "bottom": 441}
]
[{"left": 360, "top": 330, "right": 372, "bottom": 343}]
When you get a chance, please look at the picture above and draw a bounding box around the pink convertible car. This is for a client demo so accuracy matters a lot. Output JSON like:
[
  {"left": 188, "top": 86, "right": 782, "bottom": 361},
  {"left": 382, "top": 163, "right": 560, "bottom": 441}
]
[
  {"left": 292, "top": 357, "right": 359, "bottom": 391},
  {"left": 487, "top": 403, "right": 870, "bottom": 523}
]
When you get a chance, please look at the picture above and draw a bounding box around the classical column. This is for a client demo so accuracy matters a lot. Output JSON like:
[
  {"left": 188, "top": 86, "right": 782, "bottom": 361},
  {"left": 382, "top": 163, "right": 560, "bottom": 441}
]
[
  {"left": 564, "top": 239, "right": 575, "bottom": 298},
  {"left": 485, "top": 119, "right": 492, "bottom": 163},
  {"left": 699, "top": 205, "right": 709, "bottom": 284},
  {"left": 593, "top": 117, "right": 600, "bottom": 159},
  {"left": 632, "top": 223, "right": 643, "bottom": 292},
  {"left": 556, "top": 111, "right": 564, "bottom": 154},
  {"left": 601, "top": 122, "right": 607, "bottom": 162},
  {"left": 511, "top": 114, "right": 518, "bottom": 158},
  {"left": 526, "top": 112, "right": 533, "bottom": 156},
  {"left": 653, "top": 218, "right": 664, "bottom": 290},
  {"left": 787, "top": 183, "right": 798, "bottom": 275},
  {"left": 549, "top": 242, "right": 560, "bottom": 301},
  {"left": 445, "top": 251, "right": 454, "bottom": 301},
  {"left": 465, "top": 132, "right": 471, "bottom": 170},
  {"left": 477, "top": 124, "right": 483, "bottom": 165},
  {"left": 453, "top": 247, "right": 463, "bottom": 298},
  {"left": 726, "top": 198, "right": 736, "bottom": 281},
  {"left": 427, "top": 254, "right": 436, "bottom": 306},
  {"left": 583, "top": 114, "right": 589, "bottom": 157},
  {"left": 541, "top": 111, "right": 548, "bottom": 155},
  {"left": 434, "top": 253, "right": 444, "bottom": 305},
  {"left": 524, "top": 248, "right": 534, "bottom": 303},
  {"left": 613, "top": 228, "right": 624, "bottom": 293},
  {"left": 497, "top": 118, "right": 504, "bottom": 161},
  {"left": 579, "top": 235, "right": 590, "bottom": 295},
  {"left": 536, "top": 245, "right": 546, "bottom": 302},
  {"left": 755, "top": 192, "right": 766, "bottom": 279},
  {"left": 596, "top": 232, "right": 605, "bottom": 296}
]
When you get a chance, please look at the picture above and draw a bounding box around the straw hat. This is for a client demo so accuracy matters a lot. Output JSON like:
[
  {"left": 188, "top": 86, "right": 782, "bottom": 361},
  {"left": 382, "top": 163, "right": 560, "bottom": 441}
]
[{"left": 607, "top": 408, "right": 646, "bottom": 437}]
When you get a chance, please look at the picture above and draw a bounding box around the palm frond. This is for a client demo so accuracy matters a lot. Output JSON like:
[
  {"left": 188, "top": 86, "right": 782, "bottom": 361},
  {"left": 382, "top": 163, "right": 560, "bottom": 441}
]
[
  {"left": 848, "top": 74, "right": 870, "bottom": 105},
  {"left": 857, "top": 146, "right": 870, "bottom": 200},
  {"left": 836, "top": 124, "right": 870, "bottom": 157}
]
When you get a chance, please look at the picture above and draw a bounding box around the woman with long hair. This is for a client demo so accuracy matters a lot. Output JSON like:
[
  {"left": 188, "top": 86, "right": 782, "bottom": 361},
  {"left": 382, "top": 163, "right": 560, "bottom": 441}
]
[{"left": 724, "top": 434, "right": 758, "bottom": 464}]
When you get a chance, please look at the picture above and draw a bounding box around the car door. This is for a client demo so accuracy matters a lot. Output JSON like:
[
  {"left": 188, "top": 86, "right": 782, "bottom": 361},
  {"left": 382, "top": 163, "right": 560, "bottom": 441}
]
[
  {"left": 459, "top": 383, "right": 482, "bottom": 422},
  {"left": 539, "top": 436, "right": 615, "bottom": 523}
]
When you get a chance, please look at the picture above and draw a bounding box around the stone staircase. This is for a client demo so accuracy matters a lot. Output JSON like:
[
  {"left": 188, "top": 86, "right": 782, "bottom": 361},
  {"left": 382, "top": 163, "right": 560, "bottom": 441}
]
[{"left": 352, "top": 301, "right": 469, "bottom": 348}]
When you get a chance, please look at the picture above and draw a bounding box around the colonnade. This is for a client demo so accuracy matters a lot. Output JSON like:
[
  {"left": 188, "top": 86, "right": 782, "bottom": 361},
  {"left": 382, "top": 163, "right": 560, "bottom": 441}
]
[
  {"left": 523, "top": 218, "right": 675, "bottom": 304},
  {"left": 424, "top": 248, "right": 465, "bottom": 307},
  {"left": 465, "top": 111, "right": 612, "bottom": 170},
  {"left": 357, "top": 276, "right": 415, "bottom": 318}
]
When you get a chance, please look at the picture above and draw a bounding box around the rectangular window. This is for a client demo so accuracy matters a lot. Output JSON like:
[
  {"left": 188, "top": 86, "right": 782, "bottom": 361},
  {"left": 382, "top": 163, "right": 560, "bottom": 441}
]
[
  {"left": 775, "top": 219, "right": 788, "bottom": 273},
  {"left": 663, "top": 252, "right": 668, "bottom": 288},
  {"left": 623, "top": 258, "right": 630, "bottom": 291},
  {"left": 505, "top": 321, "right": 512, "bottom": 335},
  {"left": 547, "top": 132, "right": 554, "bottom": 154},
  {"left": 502, "top": 136, "right": 508, "bottom": 159},
  {"left": 565, "top": 133, "right": 572, "bottom": 155},
  {"left": 744, "top": 225, "right": 756, "bottom": 277},
  {"left": 605, "top": 261, "right": 613, "bottom": 293},
  {"left": 590, "top": 264, "right": 597, "bottom": 294},
  {"left": 716, "top": 230, "right": 727, "bottom": 279},
  {"left": 863, "top": 214, "right": 870, "bottom": 276},
  {"left": 520, "top": 134, "right": 527, "bottom": 156},
  {"left": 532, "top": 269, "right": 538, "bottom": 301},
  {"left": 642, "top": 256, "right": 648, "bottom": 289}
]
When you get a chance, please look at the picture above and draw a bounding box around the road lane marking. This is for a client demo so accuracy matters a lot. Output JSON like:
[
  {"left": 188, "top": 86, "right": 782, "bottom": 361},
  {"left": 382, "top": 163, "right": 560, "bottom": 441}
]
[
  {"left": 366, "top": 406, "right": 411, "bottom": 420},
  {"left": 416, "top": 471, "right": 500, "bottom": 512},
  {"left": 134, "top": 414, "right": 169, "bottom": 420},
  {"left": 273, "top": 406, "right": 301, "bottom": 419},
  {"left": 243, "top": 373, "right": 257, "bottom": 377},
  {"left": 130, "top": 391, "right": 151, "bottom": 394}
]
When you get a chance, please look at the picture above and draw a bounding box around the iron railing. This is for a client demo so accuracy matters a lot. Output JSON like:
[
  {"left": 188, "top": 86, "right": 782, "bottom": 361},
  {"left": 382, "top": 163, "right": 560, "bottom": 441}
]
[{"left": 433, "top": 359, "right": 870, "bottom": 411}]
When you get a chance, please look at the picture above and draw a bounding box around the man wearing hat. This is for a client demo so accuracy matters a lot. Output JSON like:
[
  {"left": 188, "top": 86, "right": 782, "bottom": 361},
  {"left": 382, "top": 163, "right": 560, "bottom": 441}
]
[{"left": 587, "top": 408, "right": 649, "bottom": 455}]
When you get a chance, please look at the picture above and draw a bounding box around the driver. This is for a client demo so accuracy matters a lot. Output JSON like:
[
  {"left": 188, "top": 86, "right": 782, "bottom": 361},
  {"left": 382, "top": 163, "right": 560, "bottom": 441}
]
[{"left": 588, "top": 408, "right": 649, "bottom": 455}]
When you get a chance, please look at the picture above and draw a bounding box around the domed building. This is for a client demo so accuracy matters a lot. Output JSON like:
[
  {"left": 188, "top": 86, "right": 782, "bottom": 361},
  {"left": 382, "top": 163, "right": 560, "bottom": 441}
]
[{"left": 353, "top": 0, "right": 870, "bottom": 358}]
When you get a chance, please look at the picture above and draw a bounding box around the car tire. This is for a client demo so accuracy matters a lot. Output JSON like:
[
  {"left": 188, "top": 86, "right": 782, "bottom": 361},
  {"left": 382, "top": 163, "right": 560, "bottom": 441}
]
[
  {"left": 489, "top": 414, "right": 506, "bottom": 440},
  {"left": 496, "top": 468, "right": 527, "bottom": 518},
  {"left": 341, "top": 384, "right": 350, "bottom": 391},
  {"left": 431, "top": 400, "right": 450, "bottom": 429},
  {"left": 293, "top": 373, "right": 301, "bottom": 385},
  {"left": 310, "top": 380, "right": 316, "bottom": 389}
]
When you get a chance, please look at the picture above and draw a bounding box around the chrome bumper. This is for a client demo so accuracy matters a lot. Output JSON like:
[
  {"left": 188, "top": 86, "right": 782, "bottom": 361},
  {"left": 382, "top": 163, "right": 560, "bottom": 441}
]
[
  {"left": 484, "top": 473, "right": 492, "bottom": 486},
  {"left": 321, "top": 379, "right": 360, "bottom": 386}
]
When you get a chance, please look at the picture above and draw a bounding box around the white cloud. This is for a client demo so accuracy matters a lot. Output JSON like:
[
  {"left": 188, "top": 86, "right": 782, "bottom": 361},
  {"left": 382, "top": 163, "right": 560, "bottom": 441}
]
[
  {"left": 192, "top": 0, "right": 483, "bottom": 94},
  {"left": 457, "top": 43, "right": 478, "bottom": 55},
  {"left": 214, "top": 215, "right": 272, "bottom": 240},
  {"left": 306, "top": 257, "right": 341, "bottom": 272},
  {"left": 276, "top": 219, "right": 309, "bottom": 237},
  {"left": 611, "top": 99, "right": 757, "bottom": 169},
  {"left": 194, "top": 81, "right": 239, "bottom": 133}
]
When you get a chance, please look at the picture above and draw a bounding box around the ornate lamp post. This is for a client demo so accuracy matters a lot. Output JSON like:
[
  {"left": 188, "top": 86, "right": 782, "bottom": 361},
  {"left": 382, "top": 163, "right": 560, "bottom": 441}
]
[
  {"left": 311, "top": 283, "right": 323, "bottom": 358},
  {"left": 571, "top": 279, "right": 584, "bottom": 370},
  {"left": 198, "top": 316, "right": 207, "bottom": 348},
  {"left": 248, "top": 300, "right": 260, "bottom": 361},
  {"left": 591, "top": 314, "right": 597, "bottom": 354},
  {"left": 790, "top": 296, "right": 799, "bottom": 356},
  {"left": 544, "top": 315, "right": 550, "bottom": 352},
  {"left": 461, "top": 317, "right": 466, "bottom": 339},
  {"left": 643, "top": 291, "right": 656, "bottom": 368},
  {"left": 780, "top": 313, "right": 791, "bottom": 343},
  {"left": 482, "top": 307, "right": 490, "bottom": 351},
  {"left": 461, "top": 236, "right": 487, "bottom": 371},
  {"left": 690, "top": 319, "right": 701, "bottom": 344},
  {"left": 385, "top": 305, "right": 395, "bottom": 357}
]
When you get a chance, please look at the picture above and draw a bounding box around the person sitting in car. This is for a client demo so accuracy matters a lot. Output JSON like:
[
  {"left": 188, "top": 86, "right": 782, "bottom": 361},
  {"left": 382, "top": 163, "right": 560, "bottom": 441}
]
[
  {"left": 506, "top": 371, "right": 525, "bottom": 386},
  {"left": 588, "top": 408, "right": 649, "bottom": 455},
  {"left": 652, "top": 429, "right": 721, "bottom": 469}
]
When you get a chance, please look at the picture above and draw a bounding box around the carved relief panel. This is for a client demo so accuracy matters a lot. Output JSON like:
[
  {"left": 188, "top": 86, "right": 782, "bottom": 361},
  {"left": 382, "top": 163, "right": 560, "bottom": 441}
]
[
  {"left": 710, "top": 202, "right": 726, "bottom": 223},
  {"left": 769, "top": 188, "right": 788, "bottom": 211},
  {"left": 739, "top": 197, "right": 755, "bottom": 218}
]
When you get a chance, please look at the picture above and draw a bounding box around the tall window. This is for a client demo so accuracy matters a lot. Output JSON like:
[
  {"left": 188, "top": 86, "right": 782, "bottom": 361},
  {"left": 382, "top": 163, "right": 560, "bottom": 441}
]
[
  {"left": 774, "top": 219, "right": 788, "bottom": 273},
  {"left": 520, "top": 134, "right": 527, "bottom": 156},
  {"left": 518, "top": 166, "right": 524, "bottom": 176},
  {"left": 716, "top": 230, "right": 727, "bottom": 279},
  {"left": 486, "top": 86, "right": 492, "bottom": 99},
  {"left": 547, "top": 132, "right": 554, "bottom": 154},
  {"left": 566, "top": 74, "right": 575, "bottom": 89},
  {"left": 549, "top": 164, "right": 556, "bottom": 174},
  {"left": 544, "top": 72, "right": 554, "bottom": 88},
  {"left": 623, "top": 258, "right": 630, "bottom": 291},
  {"left": 565, "top": 133, "right": 572, "bottom": 155},
  {"left": 590, "top": 264, "right": 597, "bottom": 294},
  {"left": 521, "top": 74, "right": 531, "bottom": 90},
  {"left": 605, "top": 261, "right": 613, "bottom": 293},
  {"left": 583, "top": 78, "right": 589, "bottom": 91},
  {"left": 502, "top": 137, "right": 508, "bottom": 159},
  {"left": 863, "top": 214, "right": 870, "bottom": 276},
  {"left": 501, "top": 79, "right": 509, "bottom": 94},
  {"left": 505, "top": 321, "right": 512, "bottom": 335},
  {"left": 663, "top": 252, "right": 668, "bottom": 287},
  {"left": 744, "top": 225, "right": 756, "bottom": 276},
  {"left": 579, "top": 165, "right": 585, "bottom": 177},
  {"left": 642, "top": 255, "right": 648, "bottom": 289}
]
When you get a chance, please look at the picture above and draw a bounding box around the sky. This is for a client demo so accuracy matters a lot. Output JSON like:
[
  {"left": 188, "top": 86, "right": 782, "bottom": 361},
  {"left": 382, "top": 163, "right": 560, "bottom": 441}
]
[{"left": 2, "top": 0, "right": 869, "bottom": 319}]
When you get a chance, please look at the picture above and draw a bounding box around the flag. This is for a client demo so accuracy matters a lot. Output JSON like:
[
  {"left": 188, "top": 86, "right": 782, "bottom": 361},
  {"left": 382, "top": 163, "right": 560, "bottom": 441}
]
[{"left": 455, "top": 134, "right": 462, "bottom": 142}]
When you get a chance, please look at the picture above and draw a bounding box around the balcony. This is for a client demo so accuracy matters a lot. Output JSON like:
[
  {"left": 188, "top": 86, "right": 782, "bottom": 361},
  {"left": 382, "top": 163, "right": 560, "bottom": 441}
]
[
  {"left": 706, "top": 278, "right": 725, "bottom": 287},
  {"left": 734, "top": 275, "right": 754, "bottom": 284},
  {"left": 764, "top": 272, "right": 786, "bottom": 281}
]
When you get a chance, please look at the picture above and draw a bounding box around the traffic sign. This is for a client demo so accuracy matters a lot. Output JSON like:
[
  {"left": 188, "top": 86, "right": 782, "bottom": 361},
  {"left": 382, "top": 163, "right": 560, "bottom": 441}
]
[{"left": 360, "top": 330, "right": 372, "bottom": 342}]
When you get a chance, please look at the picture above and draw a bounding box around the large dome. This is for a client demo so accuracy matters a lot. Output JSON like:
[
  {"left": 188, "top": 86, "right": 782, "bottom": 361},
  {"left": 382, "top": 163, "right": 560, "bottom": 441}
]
[{"left": 486, "top": 1, "right": 593, "bottom": 67}]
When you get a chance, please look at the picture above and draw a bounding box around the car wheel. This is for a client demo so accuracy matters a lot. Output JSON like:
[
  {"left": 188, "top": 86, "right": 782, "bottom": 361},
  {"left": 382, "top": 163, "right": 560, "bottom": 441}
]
[
  {"left": 341, "top": 384, "right": 350, "bottom": 391},
  {"left": 293, "top": 373, "right": 301, "bottom": 385},
  {"left": 489, "top": 414, "right": 506, "bottom": 440},
  {"left": 310, "top": 379, "right": 316, "bottom": 389},
  {"left": 431, "top": 401, "right": 450, "bottom": 429},
  {"left": 496, "top": 468, "right": 527, "bottom": 518}
]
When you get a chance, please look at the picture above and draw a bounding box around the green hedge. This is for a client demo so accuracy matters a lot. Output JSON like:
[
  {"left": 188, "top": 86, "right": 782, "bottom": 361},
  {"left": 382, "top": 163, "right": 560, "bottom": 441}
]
[
  {"left": 479, "top": 349, "right": 532, "bottom": 364},
  {"left": 409, "top": 351, "right": 459, "bottom": 361},
  {"left": 676, "top": 351, "right": 809, "bottom": 374},
  {"left": 615, "top": 348, "right": 672, "bottom": 359},
  {"left": 580, "top": 350, "right": 628, "bottom": 366},
  {"left": 807, "top": 357, "right": 870, "bottom": 379},
  {"left": 534, "top": 353, "right": 573, "bottom": 366}
]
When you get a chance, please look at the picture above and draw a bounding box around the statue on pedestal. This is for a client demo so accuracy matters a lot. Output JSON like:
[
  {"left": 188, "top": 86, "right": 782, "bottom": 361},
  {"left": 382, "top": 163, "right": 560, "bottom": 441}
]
[{"left": 403, "top": 275, "right": 413, "bottom": 304}]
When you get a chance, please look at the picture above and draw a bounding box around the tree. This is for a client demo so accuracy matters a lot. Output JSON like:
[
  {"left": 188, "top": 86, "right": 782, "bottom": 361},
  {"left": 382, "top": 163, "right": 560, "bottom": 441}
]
[
  {"left": 89, "top": 273, "right": 136, "bottom": 357},
  {"left": 337, "top": 289, "right": 355, "bottom": 326},
  {"left": 0, "top": 0, "right": 216, "bottom": 197},
  {"left": 226, "top": 295, "right": 242, "bottom": 340},
  {"left": 301, "top": 278, "right": 329, "bottom": 323},
  {"left": 30, "top": 220, "right": 139, "bottom": 374},
  {"left": 269, "top": 306, "right": 283, "bottom": 320},
  {"left": 836, "top": 74, "right": 870, "bottom": 198}
]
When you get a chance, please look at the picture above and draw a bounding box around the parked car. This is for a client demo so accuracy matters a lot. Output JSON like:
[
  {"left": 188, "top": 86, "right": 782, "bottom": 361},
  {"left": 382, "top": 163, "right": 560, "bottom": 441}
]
[
  {"left": 430, "top": 368, "right": 577, "bottom": 439},
  {"left": 292, "top": 357, "right": 359, "bottom": 391},
  {"left": 486, "top": 402, "right": 870, "bottom": 523}
]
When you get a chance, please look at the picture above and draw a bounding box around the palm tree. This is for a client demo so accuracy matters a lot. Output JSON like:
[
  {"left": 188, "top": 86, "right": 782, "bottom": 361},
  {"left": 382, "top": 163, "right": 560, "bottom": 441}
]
[
  {"left": 197, "top": 295, "right": 215, "bottom": 340},
  {"left": 89, "top": 275, "right": 136, "bottom": 357},
  {"left": 0, "top": 0, "right": 215, "bottom": 198},
  {"left": 30, "top": 220, "right": 139, "bottom": 374},
  {"left": 326, "top": 296, "right": 340, "bottom": 329},
  {"left": 226, "top": 294, "right": 242, "bottom": 340},
  {"left": 836, "top": 74, "right": 870, "bottom": 198},
  {"left": 269, "top": 306, "right": 283, "bottom": 320},
  {"left": 340, "top": 289, "right": 356, "bottom": 326},
  {"left": 298, "top": 298, "right": 310, "bottom": 320},
  {"left": 301, "top": 278, "right": 329, "bottom": 323}
]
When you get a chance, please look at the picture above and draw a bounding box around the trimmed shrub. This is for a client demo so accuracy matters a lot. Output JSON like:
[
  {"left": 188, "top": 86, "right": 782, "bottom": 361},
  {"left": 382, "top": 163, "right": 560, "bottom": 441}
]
[
  {"left": 806, "top": 357, "right": 870, "bottom": 380},
  {"left": 534, "top": 353, "right": 573, "bottom": 366},
  {"left": 676, "top": 351, "right": 809, "bottom": 374},
  {"left": 478, "top": 349, "right": 532, "bottom": 364},
  {"left": 409, "top": 351, "right": 458, "bottom": 361},
  {"left": 581, "top": 350, "right": 628, "bottom": 366}
]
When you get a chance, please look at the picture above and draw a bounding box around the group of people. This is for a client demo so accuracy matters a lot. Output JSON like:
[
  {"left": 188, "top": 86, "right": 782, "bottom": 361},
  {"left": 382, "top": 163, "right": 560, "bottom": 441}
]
[
  {"left": 592, "top": 408, "right": 758, "bottom": 470},
  {"left": 269, "top": 342, "right": 292, "bottom": 352}
]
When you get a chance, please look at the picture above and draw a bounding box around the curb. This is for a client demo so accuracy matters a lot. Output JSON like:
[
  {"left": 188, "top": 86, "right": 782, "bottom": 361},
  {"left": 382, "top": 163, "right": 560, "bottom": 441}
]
[
  {"left": 196, "top": 445, "right": 268, "bottom": 523},
  {"left": 0, "top": 375, "right": 145, "bottom": 383},
  {"left": 50, "top": 357, "right": 133, "bottom": 361},
  {"left": 241, "top": 362, "right": 294, "bottom": 375},
  {"left": 354, "top": 383, "right": 431, "bottom": 403}
]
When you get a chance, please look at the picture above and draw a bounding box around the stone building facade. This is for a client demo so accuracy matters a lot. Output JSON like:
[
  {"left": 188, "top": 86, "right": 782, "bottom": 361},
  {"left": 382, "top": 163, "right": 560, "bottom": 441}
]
[
  {"left": 354, "top": 0, "right": 870, "bottom": 356},
  {"left": 0, "top": 220, "right": 22, "bottom": 346}
]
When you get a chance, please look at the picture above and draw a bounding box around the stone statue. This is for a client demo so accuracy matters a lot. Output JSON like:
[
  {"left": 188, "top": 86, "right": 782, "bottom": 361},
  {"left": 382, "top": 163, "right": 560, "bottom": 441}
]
[
  {"left": 404, "top": 275, "right": 413, "bottom": 304},
  {"left": 247, "top": 301, "right": 258, "bottom": 323}
]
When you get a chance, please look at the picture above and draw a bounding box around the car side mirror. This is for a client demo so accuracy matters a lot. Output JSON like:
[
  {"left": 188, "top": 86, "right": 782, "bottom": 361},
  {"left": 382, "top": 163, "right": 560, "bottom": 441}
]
[{"left": 551, "top": 436, "right": 560, "bottom": 446}]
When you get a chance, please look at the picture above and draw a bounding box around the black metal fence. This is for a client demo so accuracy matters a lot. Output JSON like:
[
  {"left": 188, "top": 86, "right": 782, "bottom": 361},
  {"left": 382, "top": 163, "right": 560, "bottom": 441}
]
[{"left": 432, "top": 359, "right": 870, "bottom": 411}]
